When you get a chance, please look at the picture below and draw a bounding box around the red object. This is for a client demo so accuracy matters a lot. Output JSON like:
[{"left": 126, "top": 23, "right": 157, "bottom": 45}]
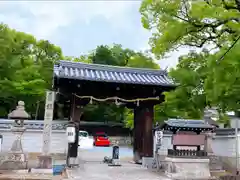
[
  {"left": 172, "top": 134, "right": 205, "bottom": 146},
  {"left": 93, "top": 132, "right": 111, "bottom": 146}
]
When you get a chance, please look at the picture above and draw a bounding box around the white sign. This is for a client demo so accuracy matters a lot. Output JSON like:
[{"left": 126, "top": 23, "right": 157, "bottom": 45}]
[
  {"left": 42, "top": 91, "right": 55, "bottom": 155},
  {"left": 155, "top": 131, "right": 163, "bottom": 147},
  {"left": 66, "top": 126, "right": 76, "bottom": 143}
]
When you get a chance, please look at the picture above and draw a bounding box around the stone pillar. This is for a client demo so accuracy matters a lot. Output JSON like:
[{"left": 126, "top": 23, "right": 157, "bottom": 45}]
[
  {"left": 204, "top": 132, "right": 215, "bottom": 154},
  {"left": 133, "top": 105, "right": 154, "bottom": 163},
  {"left": 37, "top": 91, "right": 55, "bottom": 169}
]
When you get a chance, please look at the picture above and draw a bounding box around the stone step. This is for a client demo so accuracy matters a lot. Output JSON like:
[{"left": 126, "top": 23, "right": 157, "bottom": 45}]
[{"left": 209, "top": 155, "right": 224, "bottom": 171}]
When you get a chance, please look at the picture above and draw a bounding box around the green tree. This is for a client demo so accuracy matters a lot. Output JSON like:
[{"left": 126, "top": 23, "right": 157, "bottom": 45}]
[
  {"left": 162, "top": 50, "right": 210, "bottom": 119},
  {"left": 140, "top": 0, "right": 240, "bottom": 58},
  {"left": 204, "top": 43, "right": 240, "bottom": 113},
  {"left": 0, "top": 23, "right": 63, "bottom": 118},
  {"left": 140, "top": 0, "right": 240, "bottom": 121}
]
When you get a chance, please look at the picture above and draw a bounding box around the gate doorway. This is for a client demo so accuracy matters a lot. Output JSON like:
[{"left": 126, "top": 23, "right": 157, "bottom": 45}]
[{"left": 53, "top": 60, "right": 175, "bottom": 163}]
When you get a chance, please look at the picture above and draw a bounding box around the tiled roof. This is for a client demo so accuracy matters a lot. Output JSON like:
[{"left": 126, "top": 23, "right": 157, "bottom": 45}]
[
  {"left": 0, "top": 119, "right": 124, "bottom": 130},
  {"left": 215, "top": 128, "right": 240, "bottom": 136},
  {"left": 53, "top": 60, "right": 175, "bottom": 86},
  {"left": 160, "top": 119, "right": 214, "bottom": 130}
]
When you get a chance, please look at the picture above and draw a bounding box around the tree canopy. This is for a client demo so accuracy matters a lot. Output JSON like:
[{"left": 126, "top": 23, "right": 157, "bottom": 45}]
[
  {"left": 140, "top": 0, "right": 240, "bottom": 58},
  {"left": 0, "top": 23, "right": 63, "bottom": 118},
  {"left": 140, "top": 0, "right": 240, "bottom": 122}
]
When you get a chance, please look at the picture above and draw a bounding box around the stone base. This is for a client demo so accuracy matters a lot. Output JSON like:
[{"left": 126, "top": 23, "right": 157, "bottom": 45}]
[
  {"left": 142, "top": 157, "right": 155, "bottom": 169},
  {"left": 31, "top": 168, "right": 53, "bottom": 174},
  {"left": 133, "top": 152, "right": 142, "bottom": 164},
  {"left": 165, "top": 157, "right": 211, "bottom": 179},
  {"left": 0, "top": 171, "right": 67, "bottom": 180},
  {"left": 0, "top": 152, "right": 27, "bottom": 170},
  {"left": 37, "top": 155, "right": 52, "bottom": 169},
  {"left": 68, "top": 157, "right": 79, "bottom": 167},
  {"left": 108, "top": 159, "right": 121, "bottom": 166}
]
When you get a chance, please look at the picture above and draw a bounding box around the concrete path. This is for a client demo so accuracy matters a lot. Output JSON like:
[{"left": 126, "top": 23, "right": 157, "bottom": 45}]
[
  {"left": 66, "top": 147, "right": 171, "bottom": 180},
  {"left": 67, "top": 161, "right": 171, "bottom": 180}
]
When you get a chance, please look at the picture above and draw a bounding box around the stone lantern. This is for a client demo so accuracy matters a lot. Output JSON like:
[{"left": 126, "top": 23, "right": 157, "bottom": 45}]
[
  {"left": 0, "top": 101, "right": 30, "bottom": 170},
  {"left": 8, "top": 101, "right": 30, "bottom": 152}
]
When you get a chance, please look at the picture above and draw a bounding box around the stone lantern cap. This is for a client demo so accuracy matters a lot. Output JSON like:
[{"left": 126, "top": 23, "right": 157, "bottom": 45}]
[{"left": 8, "top": 101, "right": 30, "bottom": 119}]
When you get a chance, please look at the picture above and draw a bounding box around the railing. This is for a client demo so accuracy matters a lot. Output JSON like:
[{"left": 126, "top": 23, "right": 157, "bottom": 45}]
[{"left": 167, "top": 149, "right": 208, "bottom": 158}]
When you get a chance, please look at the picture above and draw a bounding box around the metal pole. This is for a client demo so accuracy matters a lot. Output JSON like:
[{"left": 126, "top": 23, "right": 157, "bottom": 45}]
[{"left": 236, "top": 116, "right": 239, "bottom": 174}]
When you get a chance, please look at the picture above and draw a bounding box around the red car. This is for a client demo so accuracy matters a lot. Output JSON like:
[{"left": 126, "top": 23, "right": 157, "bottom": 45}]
[{"left": 93, "top": 132, "right": 111, "bottom": 147}]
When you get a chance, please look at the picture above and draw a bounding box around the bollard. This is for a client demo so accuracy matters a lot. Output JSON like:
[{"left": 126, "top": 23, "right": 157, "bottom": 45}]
[
  {"left": 108, "top": 141, "right": 121, "bottom": 166},
  {"left": 112, "top": 145, "right": 119, "bottom": 160}
]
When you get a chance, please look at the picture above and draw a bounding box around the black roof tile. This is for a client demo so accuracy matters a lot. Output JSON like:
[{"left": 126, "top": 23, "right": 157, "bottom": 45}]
[
  {"left": 160, "top": 119, "right": 215, "bottom": 130},
  {"left": 53, "top": 60, "right": 175, "bottom": 86}
]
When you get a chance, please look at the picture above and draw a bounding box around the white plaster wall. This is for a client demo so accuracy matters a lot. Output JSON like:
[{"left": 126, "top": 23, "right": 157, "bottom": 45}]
[
  {"left": 0, "top": 130, "right": 68, "bottom": 153},
  {"left": 0, "top": 129, "right": 132, "bottom": 153},
  {"left": 212, "top": 135, "right": 238, "bottom": 157},
  {"left": 158, "top": 134, "right": 173, "bottom": 155},
  {"left": 1, "top": 128, "right": 239, "bottom": 161},
  {"left": 211, "top": 134, "right": 240, "bottom": 168},
  {"left": 230, "top": 117, "right": 240, "bottom": 128}
]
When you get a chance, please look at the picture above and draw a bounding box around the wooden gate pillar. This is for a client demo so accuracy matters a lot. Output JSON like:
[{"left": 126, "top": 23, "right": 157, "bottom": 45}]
[
  {"left": 67, "top": 95, "right": 84, "bottom": 162},
  {"left": 133, "top": 104, "right": 154, "bottom": 163}
]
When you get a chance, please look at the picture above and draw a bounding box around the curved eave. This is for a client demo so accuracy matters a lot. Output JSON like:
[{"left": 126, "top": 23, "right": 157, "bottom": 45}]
[{"left": 53, "top": 60, "right": 176, "bottom": 88}]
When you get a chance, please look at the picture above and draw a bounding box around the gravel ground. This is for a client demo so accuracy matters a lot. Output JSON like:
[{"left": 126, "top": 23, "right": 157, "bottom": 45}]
[
  {"left": 67, "top": 161, "right": 171, "bottom": 180},
  {"left": 66, "top": 148, "right": 171, "bottom": 180}
]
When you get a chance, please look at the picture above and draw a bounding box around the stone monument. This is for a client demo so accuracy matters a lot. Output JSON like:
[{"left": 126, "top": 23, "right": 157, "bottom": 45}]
[
  {"left": 0, "top": 101, "right": 30, "bottom": 170},
  {"left": 36, "top": 91, "right": 55, "bottom": 171}
]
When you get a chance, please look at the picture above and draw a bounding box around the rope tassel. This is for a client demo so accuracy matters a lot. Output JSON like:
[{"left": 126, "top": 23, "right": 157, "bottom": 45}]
[
  {"left": 137, "top": 100, "right": 139, "bottom": 107},
  {"left": 115, "top": 98, "right": 118, "bottom": 106}
]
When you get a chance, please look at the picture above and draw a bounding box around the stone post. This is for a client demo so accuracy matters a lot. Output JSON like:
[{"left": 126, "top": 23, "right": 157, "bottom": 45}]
[
  {"left": 0, "top": 101, "right": 30, "bottom": 170},
  {"left": 37, "top": 91, "right": 55, "bottom": 169},
  {"left": 204, "top": 132, "right": 215, "bottom": 154}
]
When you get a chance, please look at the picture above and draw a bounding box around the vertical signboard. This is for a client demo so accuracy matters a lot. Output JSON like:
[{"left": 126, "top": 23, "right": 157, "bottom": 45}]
[
  {"left": 155, "top": 131, "right": 163, "bottom": 151},
  {"left": 42, "top": 91, "right": 55, "bottom": 155}
]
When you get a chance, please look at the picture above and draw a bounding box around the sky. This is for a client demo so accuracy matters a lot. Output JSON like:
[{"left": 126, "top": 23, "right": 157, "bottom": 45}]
[{"left": 0, "top": 1, "right": 186, "bottom": 69}]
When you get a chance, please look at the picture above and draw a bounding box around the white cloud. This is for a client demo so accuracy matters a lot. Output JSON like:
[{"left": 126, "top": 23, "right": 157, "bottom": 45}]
[
  {"left": 0, "top": 1, "right": 137, "bottom": 39},
  {"left": 0, "top": 1, "right": 183, "bottom": 69}
]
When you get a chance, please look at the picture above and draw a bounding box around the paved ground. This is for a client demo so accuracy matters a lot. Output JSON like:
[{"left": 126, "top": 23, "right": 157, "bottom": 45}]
[
  {"left": 66, "top": 147, "right": 171, "bottom": 180},
  {"left": 67, "top": 161, "right": 171, "bottom": 180}
]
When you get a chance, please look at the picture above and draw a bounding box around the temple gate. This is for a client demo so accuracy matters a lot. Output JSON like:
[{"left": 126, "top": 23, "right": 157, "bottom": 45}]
[{"left": 52, "top": 60, "right": 175, "bottom": 163}]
